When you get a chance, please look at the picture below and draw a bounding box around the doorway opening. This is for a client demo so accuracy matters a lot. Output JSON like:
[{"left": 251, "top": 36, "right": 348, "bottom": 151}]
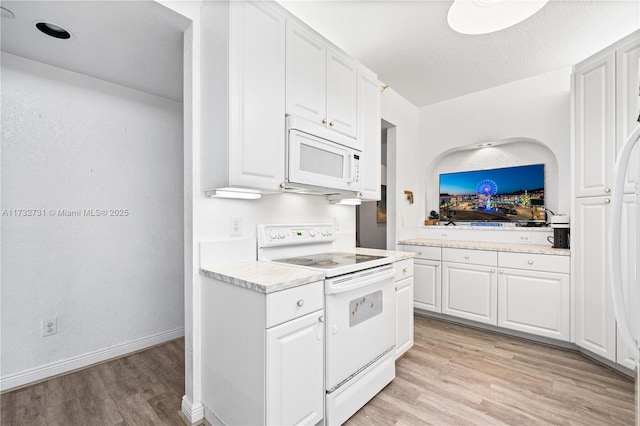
[{"left": 356, "top": 119, "right": 396, "bottom": 249}]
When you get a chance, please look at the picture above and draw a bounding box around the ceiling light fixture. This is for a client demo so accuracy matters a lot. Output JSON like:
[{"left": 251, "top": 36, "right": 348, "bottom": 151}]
[
  {"left": 447, "top": 0, "right": 549, "bottom": 35},
  {"left": 35, "top": 21, "right": 72, "bottom": 40}
]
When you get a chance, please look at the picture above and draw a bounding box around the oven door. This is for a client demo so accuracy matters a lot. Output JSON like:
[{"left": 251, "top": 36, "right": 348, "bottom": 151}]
[
  {"left": 325, "top": 265, "right": 396, "bottom": 391},
  {"left": 287, "top": 130, "right": 361, "bottom": 192}
]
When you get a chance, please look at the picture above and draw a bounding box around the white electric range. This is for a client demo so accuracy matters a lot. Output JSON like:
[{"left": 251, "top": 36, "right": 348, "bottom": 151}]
[{"left": 257, "top": 223, "right": 396, "bottom": 425}]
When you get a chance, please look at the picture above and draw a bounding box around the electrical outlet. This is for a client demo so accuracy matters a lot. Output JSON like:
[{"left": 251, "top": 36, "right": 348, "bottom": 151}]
[
  {"left": 42, "top": 318, "right": 57, "bottom": 337},
  {"left": 230, "top": 217, "right": 243, "bottom": 237}
]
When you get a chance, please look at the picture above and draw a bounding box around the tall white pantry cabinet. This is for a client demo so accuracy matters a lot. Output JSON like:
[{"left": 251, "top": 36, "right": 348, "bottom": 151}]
[{"left": 572, "top": 30, "right": 639, "bottom": 367}]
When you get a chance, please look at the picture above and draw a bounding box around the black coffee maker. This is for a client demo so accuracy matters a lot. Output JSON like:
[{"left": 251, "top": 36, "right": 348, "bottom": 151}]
[{"left": 548, "top": 215, "right": 570, "bottom": 249}]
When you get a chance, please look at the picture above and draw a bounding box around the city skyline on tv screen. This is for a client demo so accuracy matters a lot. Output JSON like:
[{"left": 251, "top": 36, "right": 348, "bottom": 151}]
[{"left": 439, "top": 164, "right": 545, "bottom": 223}]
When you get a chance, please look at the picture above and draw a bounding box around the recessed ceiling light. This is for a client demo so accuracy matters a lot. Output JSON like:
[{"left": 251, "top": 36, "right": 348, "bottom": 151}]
[
  {"left": 448, "top": 0, "right": 549, "bottom": 35},
  {"left": 35, "top": 22, "right": 72, "bottom": 40}
]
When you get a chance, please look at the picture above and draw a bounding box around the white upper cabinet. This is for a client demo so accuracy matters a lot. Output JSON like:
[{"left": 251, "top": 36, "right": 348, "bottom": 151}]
[
  {"left": 285, "top": 23, "right": 326, "bottom": 125},
  {"left": 202, "top": 0, "right": 286, "bottom": 193},
  {"left": 573, "top": 30, "right": 640, "bottom": 197},
  {"left": 358, "top": 67, "right": 382, "bottom": 200},
  {"left": 286, "top": 20, "right": 358, "bottom": 139},
  {"left": 326, "top": 49, "right": 358, "bottom": 138},
  {"left": 573, "top": 50, "right": 616, "bottom": 198}
]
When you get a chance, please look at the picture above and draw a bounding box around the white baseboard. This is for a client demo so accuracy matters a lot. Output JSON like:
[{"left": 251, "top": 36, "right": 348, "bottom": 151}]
[
  {"left": 0, "top": 327, "right": 185, "bottom": 392},
  {"left": 182, "top": 395, "right": 205, "bottom": 424}
]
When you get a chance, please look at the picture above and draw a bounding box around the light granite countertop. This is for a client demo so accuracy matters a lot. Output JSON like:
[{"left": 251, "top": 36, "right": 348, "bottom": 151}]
[
  {"left": 399, "top": 238, "right": 570, "bottom": 256},
  {"left": 200, "top": 247, "right": 414, "bottom": 294},
  {"left": 200, "top": 262, "right": 325, "bottom": 294}
]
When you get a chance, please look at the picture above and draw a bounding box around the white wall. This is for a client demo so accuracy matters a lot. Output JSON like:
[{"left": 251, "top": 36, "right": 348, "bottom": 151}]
[
  {"left": 418, "top": 67, "right": 572, "bottom": 225},
  {"left": 0, "top": 53, "right": 184, "bottom": 387},
  {"left": 381, "top": 88, "right": 422, "bottom": 245}
]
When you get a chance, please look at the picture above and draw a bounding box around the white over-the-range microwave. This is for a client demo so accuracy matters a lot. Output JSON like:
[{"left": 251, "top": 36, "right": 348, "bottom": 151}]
[{"left": 284, "top": 116, "right": 363, "bottom": 194}]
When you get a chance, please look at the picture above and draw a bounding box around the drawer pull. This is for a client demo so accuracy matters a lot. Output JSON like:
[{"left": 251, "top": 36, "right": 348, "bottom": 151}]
[
  {"left": 464, "top": 255, "right": 470, "bottom": 259},
  {"left": 435, "top": 263, "right": 440, "bottom": 268},
  {"left": 318, "top": 315, "right": 324, "bottom": 323},
  {"left": 605, "top": 187, "right": 611, "bottom": 193},
  {"left": 296, "top": 299, "right": 304, "bottom": 307},
  {"left": 395, "top": 286, "right": 399, "bottom": 292},
  {"left": 528, "top": 260, "right": 534, "bottom": 265},
  {"left": 402, "top": 267, "right": 408, "bottom": 273},
  {"left": 490, "top": 269, "right": 495, "bottom": 273},
  {"left": 499, "top": 270, "right": 504, "bottom": 274},
  {"left": 418, "top": 250, "right": 423, "bottom": 255}
]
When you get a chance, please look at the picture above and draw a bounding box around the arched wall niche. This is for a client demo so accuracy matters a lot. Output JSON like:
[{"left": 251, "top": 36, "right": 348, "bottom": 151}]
[{"left": 424, "top": 137, "right": 560, "bottom": 221}]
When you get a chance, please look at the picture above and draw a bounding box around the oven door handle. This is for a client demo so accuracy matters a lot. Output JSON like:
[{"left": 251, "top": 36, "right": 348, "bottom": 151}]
[{"left": 326, "top": 269, "right": 396, "bottom": 295}]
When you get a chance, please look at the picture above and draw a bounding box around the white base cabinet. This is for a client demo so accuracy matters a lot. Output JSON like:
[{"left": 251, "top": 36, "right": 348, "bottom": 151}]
[
  {"left": 202, "top": 278, "right": 325, "bottom": 425},
  {"left": 266, "top": 312, "right": 324, "bottom": 425},
  {"left": 394, "top": 258, "right": 414, "bottom": 359},
  {"left": 498, "top": 268, "right": 570, "bottom": 340},
  {"left": 401, "top": 246, "right": 442, "bottom": 313},
  {"left": 442, "top": 261, "right": 498, "bottom": 325}
]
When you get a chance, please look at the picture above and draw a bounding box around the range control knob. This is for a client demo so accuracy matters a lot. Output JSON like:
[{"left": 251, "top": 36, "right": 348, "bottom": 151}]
[
  {"left": 321, "top": 229, "right": 327, "bottom": 236},
  {"left": 327, "top": 229, "right": 333, "bottom": 236},
  {"left": 268, "top": 230, "right": 277, "bottom": 240},
  {"left": 309, "top": 230, "right": 316, "bottom": 237},
  {"left": 278, "top": 231, "right": 285, "bottom": 239}
]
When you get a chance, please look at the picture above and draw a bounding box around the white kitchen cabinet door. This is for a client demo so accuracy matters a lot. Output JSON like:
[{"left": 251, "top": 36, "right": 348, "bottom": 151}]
[
  {"left": 413, "top": 260, "right": 441, "bottom": 313},
  {"left": 228, "top": 0, "right": 286, "bottom": 190},
  {"left": 616, "top": 194, "right": 637, "bottom": 369},
  {"left": 498, "top": 268, "right": 570, "bottom": 341},
  {"left": 285, "top": 21, "right": 327, "bottom": 127},
  {"left": 442, "top": 262, "right": 497, "bottom": 325},
  {"left": 574, "top": 196, "right": 616, "bottom": 361},
  {"left": 615, "top": 35, "right": 640, "bottom": 194},
  {"left": 395, "top": 276, "right": 414, "bottom": 359},
  {"left": 326, "top": 49, "right": 358, "bottom": 138},
  {"left": 266, "top": 310, "right": 324, "bottom": 426},
  {"left": 358, "top": 67, "right": 381, "bottom": 200},
  {"left": 573, "top": 50, "right": 616, "bottom": 198}
]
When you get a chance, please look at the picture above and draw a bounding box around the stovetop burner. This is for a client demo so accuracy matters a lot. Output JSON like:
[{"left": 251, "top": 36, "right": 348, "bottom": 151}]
[{"left": 273, "top": 252, "right": 388, "bottom": 271}]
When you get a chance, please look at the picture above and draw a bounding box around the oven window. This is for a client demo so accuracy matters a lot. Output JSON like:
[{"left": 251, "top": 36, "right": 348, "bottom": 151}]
[
  {"left": 300, "top": 143, "right": 344, "bottom": 178},
  {"left": 349, "top": 290, "right": 382, "bottom": 327}
]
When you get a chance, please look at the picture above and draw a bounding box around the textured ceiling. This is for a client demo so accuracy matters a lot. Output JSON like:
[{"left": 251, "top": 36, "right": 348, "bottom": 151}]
[
  {"left": 0, "top": 1, "right": 190, "bottom": 102},
  {"left": 278, "top": 0, "right": 640, "bottom": 107}
]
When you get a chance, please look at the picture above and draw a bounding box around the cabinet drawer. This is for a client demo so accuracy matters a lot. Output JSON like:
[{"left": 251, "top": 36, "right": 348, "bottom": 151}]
[
  {"left": 402, "top": 245, "right": 441, "bottom": 260},
  {"left": 443, "top": 248, "right": 497, "bottom": 266},
  {"left": 266, "top": 281, "right": 324, "bottom": 328},
  {"left": 498, "top": 252, "right": 570, "bottom": 274},
  {"left": 395, "top": 259, "right": 414, "bottom": 281}
]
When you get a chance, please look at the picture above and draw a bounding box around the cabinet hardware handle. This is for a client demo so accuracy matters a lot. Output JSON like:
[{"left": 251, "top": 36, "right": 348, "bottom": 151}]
[
  {"left": 402, "top": 267, "right": 408, "bottom": 273},
  {"left": 605, "top": 198, "right": 611, "bottom": 204},
  {"left": 297, "top": 299, "right": 304, "bottom": 307},
  {"left": 322, "top": 118, "right": 328, "bottom": 124},
  {"left": 418, "top": 250, "right": 423, "bottom": 255},
  {"left": 435, "top": 263, "right": 440, "bottom": 267},
  {"left": 499, "top": 270, "right": 504, "bottom": 274},
  {"left": 605, "top": 187, "right": 611, "bottom": 193},
  {"left": 329, "top": 121, "right": 335, "bottom": 127},
  {"left": 318, "top": 315, "right": 324, "bottom": 323},
  {"left": 395, "top": 286, "right": 399, "bottom": 292},
  {"left": 490, "top": 269, "right": 495, "bottom": 273},
  {"left": 528, "top": 260, "right": 534, "bottom": 265},
  {"left": 464, "top": 255, "right": 470, "bottom": 259}
]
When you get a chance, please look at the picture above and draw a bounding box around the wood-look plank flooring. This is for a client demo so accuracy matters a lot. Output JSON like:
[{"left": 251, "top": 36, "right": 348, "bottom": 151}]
[
  {"left": 346, "top": 315, "right": 635, "bottom": 426},
  {"left": 1, "top": 339, "right": 186, "bottom": 426},
  {"left": 1, "top": 316, "right": 635, "bottom": 425}
]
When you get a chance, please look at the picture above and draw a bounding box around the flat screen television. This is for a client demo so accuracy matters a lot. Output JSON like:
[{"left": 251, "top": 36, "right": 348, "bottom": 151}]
[{"left": 439, "top": 164, "right": 545, "bottom": 225}]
